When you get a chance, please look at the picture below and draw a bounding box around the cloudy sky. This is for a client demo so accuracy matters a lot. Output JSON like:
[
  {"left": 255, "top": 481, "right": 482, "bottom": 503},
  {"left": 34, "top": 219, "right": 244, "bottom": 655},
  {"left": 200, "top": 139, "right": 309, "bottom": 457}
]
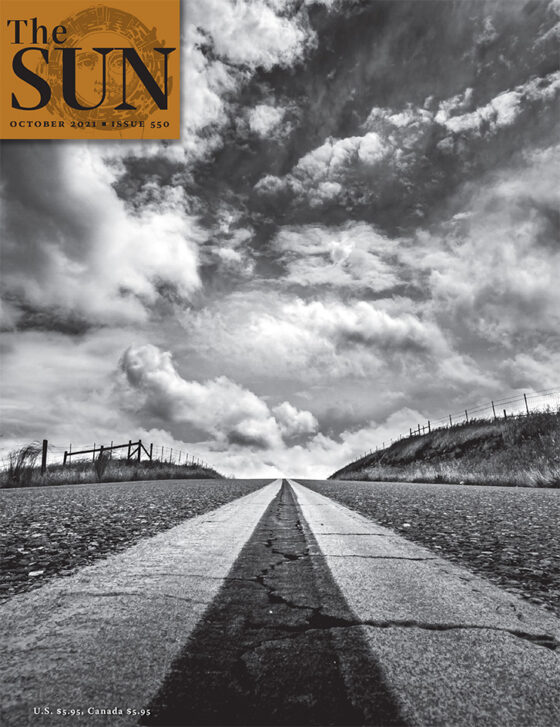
[{"left": 1, "top": 0, "right": 559, "bottom": 477}]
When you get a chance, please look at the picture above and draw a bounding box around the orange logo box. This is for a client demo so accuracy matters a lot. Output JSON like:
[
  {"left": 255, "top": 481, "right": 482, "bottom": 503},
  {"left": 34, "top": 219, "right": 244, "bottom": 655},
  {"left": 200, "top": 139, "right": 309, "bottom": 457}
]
[{"left": 1, "top": 0, "right": 180, "bottom": 139}]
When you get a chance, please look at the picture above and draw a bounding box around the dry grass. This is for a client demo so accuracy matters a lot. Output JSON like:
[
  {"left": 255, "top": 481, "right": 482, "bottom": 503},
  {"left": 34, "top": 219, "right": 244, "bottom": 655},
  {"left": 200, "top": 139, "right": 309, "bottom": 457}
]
[
  {"left": 0, "top": 456, "right": 223, "bottom": 489},
  {"left": 5, "top": 444, "right": 42, "bottom": 487},
  {"left": 333, "top": 410, "right": 560, "bottom": 488}
]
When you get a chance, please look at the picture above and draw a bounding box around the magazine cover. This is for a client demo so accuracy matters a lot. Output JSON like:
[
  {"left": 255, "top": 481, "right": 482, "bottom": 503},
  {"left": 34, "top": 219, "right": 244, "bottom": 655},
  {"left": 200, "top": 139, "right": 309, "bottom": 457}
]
[{"left": 1, "top": 0, "right": 559, "bottom": 725}]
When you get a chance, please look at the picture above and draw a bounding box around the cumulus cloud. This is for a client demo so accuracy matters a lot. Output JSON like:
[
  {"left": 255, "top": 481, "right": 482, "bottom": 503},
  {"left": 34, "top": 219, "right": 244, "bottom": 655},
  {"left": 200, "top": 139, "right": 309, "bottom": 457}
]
[
  {"left": 188, "top": 0, "right": 311, "bottom": 70},
  {"left": 273, "top": 222, "right": 403, "bottom": 292},
  {"left": 248, "top": 104, "right": 286, "bottom": 137},
  {"left": 295, "top": 132, "right": 388, "bottom": 180},
  {"left": 177, "top": 0, "right": 314, "bottom": 162},
  {"left": 194, "top": 406, "right": 432, "bottom": 479},
  {"left": 255, "top": 69, "right": 560, "bottom": 229},
  {"left": 255, "top": 131, "right": 391, "bottom": 208},
  {"left": 500, "top": 348, "right": 560, "bottom": 392},
  {"left": 1, "top": 144, "right": 201, "bottom": 327},
  {"left": 423, "top": 146, "right": 560, "bottom": 343},
  {"left": 120, "top": 344, "right": 318, "bottom": 449},
  {"left": 102, "top": 0, "right": 315, "bottom": 164},
  {"left": 272, "top": 401, "right": 318, "bottom": 440},
  {"left": 179, "top": 287, "right": 481, "bottom": 400},
  {"left": 435, "top": 72, "right": 560, "bottom": 135},
  {"left": 0, "top": 0, "right": 319, "bottom": 331},
  {"left": 282, "top": 299, "right": 445, "bottom": 354}
]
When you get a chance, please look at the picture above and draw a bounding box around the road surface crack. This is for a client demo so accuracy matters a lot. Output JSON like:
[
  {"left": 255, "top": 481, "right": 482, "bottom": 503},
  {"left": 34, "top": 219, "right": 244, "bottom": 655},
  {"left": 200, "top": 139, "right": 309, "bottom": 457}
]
[
  {"left": 320, "top": 532, "right": 388, "bottom": 536},
  {"left": 328, "top": 554, "right": 437, "bottom": 560},
  {"left": 243, "top": 613, "right": 558, "bottom": 651},
  {"left": 142, "top": 480, "right": 406, "bottom": 726}
]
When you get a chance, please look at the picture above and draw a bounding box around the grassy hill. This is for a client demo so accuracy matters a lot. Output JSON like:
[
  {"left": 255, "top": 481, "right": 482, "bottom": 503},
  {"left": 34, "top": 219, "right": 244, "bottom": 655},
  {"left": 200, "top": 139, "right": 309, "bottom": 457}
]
[
  {"left": 0, "top": 456, "right": 224, "bottom": 489},
  {"left": 331, "top": 410, "right": 560, "bottom": 488}
]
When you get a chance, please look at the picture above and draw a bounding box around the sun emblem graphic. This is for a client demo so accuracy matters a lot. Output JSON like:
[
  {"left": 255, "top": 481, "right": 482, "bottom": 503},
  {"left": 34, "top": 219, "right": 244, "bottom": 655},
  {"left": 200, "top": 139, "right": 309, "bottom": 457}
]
[{"left": 40, "top": 4, "right": 173, "bottom": 130}]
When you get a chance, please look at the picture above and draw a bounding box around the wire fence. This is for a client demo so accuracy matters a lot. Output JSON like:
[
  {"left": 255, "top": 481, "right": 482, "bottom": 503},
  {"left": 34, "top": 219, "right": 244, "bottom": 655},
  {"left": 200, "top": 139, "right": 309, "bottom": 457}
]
[
  {"left": 2, "top": 390, "right": 558, "bottom": 475},
  {"left": 0, "top": 438, "right": 220, "bottom": 476},
  {"left": 348, "top": 388, "right": 560, "bottom": 467}
]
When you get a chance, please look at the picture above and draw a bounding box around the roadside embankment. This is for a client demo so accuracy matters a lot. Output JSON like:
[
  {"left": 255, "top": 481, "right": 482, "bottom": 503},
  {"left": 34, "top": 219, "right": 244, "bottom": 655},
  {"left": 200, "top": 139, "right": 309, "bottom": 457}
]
[
  {"left": 0, "top": 457, "right": 223, "bottom": 489},
  {"left": 331, "top": 410, "right": 560, "bottom": 487}
]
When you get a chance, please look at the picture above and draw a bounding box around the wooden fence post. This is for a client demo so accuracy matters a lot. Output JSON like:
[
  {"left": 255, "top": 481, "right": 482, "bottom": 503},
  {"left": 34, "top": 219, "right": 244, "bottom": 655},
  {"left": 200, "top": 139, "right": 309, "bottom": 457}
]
[
  {"left": 428, "top": 420, "right": 431, "bottom": 433},
  {"left": 127, "top": 440, "right": 132, "bottom": 460},
  {"left": 137, "top": 439, "right": 142, "bottom": 462},
  {"left": 41, "top": 440, "right": 48, "bottom": 475},
  {"left": 524, "top": 393, "right": 530, "bottom": 416},
  {"left": 449, "top": 414, "right": 452, "bottom": 426},
  {"left": 503, "top": 409, "right": 507, "bottom": 420},
  {"left": 92, "top": 443, "right": 96, "bottom": 462},
  {"left": 465, "top": 409, "right": 469, "bottom": 423},
  {"left": 491, "top": 401, "right": 496, "bottom": 420},
  {"left": 63, "top": 451, "right": 68, "bottom": 466},
  {"left": 149, "top": 443, "right": 153, "bottom": 461}
]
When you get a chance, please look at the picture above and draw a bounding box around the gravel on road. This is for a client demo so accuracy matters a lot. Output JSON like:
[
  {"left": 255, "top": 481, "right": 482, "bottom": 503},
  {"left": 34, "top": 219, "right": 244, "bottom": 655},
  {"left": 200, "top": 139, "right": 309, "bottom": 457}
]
[
  {"left": 0, "top": 478, "right": 269, "bottom": 602},
  {"left": 300, "top": 480, "right": 560, "bottom": 617}
]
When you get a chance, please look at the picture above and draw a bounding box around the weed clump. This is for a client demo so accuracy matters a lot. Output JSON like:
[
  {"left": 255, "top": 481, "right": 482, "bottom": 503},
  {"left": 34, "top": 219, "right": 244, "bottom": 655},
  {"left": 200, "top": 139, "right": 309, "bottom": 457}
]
[{"left": 6, "top": 444, "right": 41, "bottom": 487}]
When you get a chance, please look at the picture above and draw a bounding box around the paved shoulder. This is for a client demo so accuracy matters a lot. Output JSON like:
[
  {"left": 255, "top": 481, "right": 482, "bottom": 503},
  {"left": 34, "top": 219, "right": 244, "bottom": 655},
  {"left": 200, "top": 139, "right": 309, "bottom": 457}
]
[
  {"left": 290, "top": 480, "right": 560, "bottom": 727},
  {"left": 0, "top": 481, "right": 282, "bottom": 727}
]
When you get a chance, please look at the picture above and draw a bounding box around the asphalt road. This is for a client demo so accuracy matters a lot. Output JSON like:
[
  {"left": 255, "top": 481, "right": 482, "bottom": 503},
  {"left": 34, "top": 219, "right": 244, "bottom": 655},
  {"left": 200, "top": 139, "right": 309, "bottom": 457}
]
[
  {"left": 0, "top": 478, "right": 268, "bottom": 601},
  {"left": 1, "top": 482, "right": 283, "bottom": 727},
  {"left": 289, "top": 480, "right": 560, "bottom": 727},
  {"left": 142, "top": 481, "right": 403, "bottom": 727},
  {"left": 300, "top": 479, "right": 560, "bottom": 616},
  {"left": 2, "top": 479, "right": 559, "bottom": 727}
]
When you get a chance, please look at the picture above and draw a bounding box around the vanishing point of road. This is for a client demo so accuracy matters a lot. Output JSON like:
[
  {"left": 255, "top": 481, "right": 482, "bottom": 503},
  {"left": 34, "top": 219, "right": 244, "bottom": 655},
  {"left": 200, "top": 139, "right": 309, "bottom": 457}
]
[{"left": 1, "top": 478, "right": 559, "bottom": 726}]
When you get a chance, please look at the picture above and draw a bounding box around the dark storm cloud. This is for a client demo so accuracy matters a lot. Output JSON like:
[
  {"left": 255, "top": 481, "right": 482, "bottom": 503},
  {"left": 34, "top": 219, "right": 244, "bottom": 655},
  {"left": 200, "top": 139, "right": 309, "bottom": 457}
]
[
  {"left": 255, "top": 71, "right": 559, "bottom": 231},
  {"left": 226, "top": 429, "right": 272, "bottom": 449},
  {"left": 11, "top": 305, "right": 93, "bottom": 337},
  {"left": 0, "top": 143, "right": 201, "bottom": 330},
  {"left": 2, "top": 143, "right": 95, "bottom": 270},
  {"left": 76, "top": 0, "right": 558, "bottom": 289},
  {"left": 112, "top": 155, "right": 189, "bottom": 212},
  {"left": 177, "top": 0, "right": 559, "bottom": 246},
  {"left": 98, "top": 0, "right": 558, "bottom": 279}
]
